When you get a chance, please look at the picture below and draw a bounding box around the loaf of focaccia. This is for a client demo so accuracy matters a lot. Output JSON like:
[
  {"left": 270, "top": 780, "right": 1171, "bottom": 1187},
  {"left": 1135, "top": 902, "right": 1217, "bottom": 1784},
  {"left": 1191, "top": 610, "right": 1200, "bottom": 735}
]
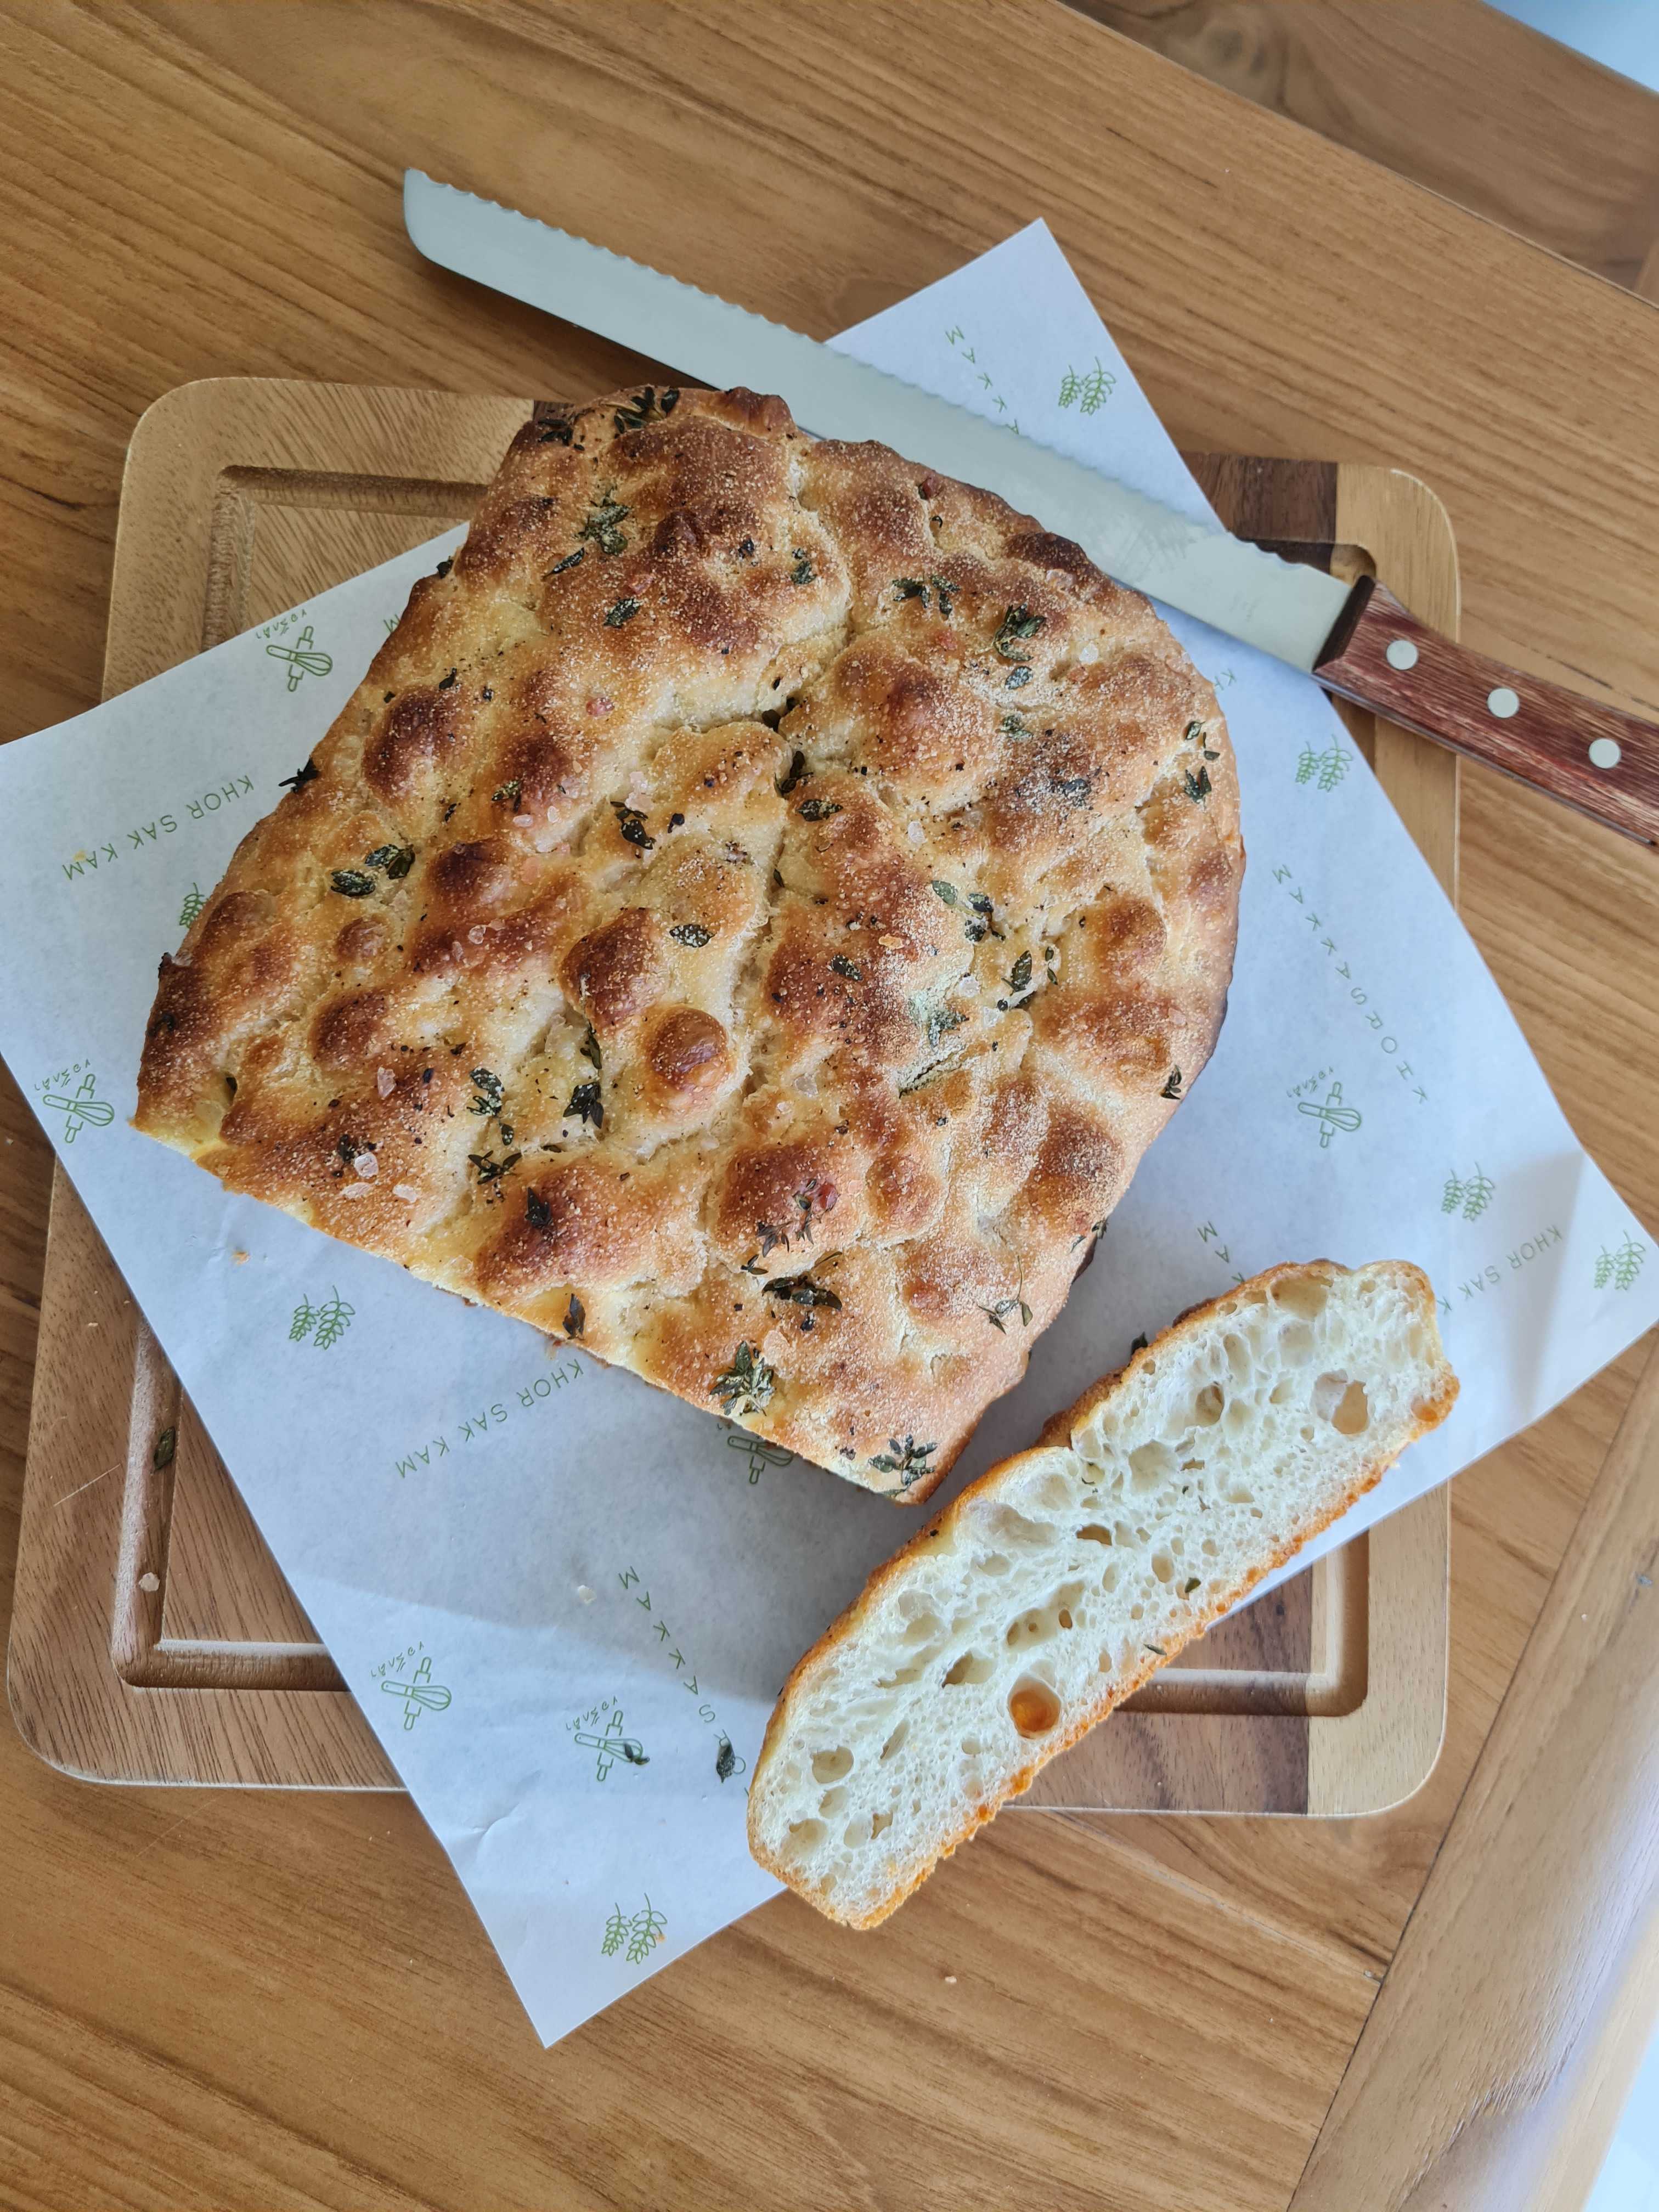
[{"left": 135, "top": 385, "right": 1243, "bottom": 1499}]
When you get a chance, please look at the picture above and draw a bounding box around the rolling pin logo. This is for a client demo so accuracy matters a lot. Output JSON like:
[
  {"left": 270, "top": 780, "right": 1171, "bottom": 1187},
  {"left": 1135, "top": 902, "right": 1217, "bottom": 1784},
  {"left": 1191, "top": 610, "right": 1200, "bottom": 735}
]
[
  {"left": 1297, "top": 1079, "right": 1362, "bottom": 1149},
  {"left": 38, "top": 1066, "right": 114, "bottom": 1143},
  {"left": 724, "top": 1424, "right": 795, "bottom": 1485},
  {"left": 264, "top": 622, "right": 332, "bottom": 693},
  {"left": 379, "top": 1654, "right": 451, "bottom": 1731},
  {"left": 572, "top": 1705, "right": 649, "bottom": 1782}
]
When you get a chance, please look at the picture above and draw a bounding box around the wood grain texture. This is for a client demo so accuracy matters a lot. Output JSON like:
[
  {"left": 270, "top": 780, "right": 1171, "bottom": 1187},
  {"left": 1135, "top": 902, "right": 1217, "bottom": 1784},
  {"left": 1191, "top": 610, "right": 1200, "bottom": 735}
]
[
  {"left": 1319, "top": 582, "right": 1659, "bottom": 847},
  {"left": 1291, "top": 1338, "right": 1659, "bottom": 2211},
  {"left": 1066, "top": 0, "right": 1659, "bottom": 292},
  {"left": 0, "top": 4, "right": 1656, "bottom": 2206},
  {"left": 9, "top": 384, "right": 1453, "bottom": 1817}
]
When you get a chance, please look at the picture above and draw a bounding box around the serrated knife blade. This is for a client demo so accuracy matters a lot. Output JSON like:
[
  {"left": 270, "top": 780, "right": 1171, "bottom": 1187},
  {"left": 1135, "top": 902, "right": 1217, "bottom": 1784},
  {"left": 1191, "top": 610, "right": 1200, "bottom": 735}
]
[
  {"left": 403, "top": 171, "right": 1659, "bottom": 846},
  {"left": 404, "top": 171, "right": 1345, "bottom": 666}
]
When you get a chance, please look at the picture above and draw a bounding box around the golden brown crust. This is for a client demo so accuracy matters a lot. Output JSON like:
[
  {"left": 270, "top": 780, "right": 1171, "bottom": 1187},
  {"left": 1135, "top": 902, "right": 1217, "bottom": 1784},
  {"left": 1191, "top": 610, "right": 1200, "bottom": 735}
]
[
  {"left": 748, "top": 1261, "right": 1458, "bottom": 1920},
  {"left": 134, "top": 385, "right": 1244, "bottom": 1496}
]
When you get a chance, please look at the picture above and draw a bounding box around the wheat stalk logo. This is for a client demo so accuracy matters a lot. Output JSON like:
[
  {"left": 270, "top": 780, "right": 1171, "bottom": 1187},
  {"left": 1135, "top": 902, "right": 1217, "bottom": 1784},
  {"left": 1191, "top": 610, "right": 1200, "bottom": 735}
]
[
  {"left": 601, "top": 1895, "right": 668, "bottom": 1965},
  {"left": 1440, "top": 1165, "right": 1496, "bottom": 1222},
  {"left": 1058, "top": 358, "right": 1115, "bottom": 414},
  {"left": 1594, "top": 1233, "right": 1646, "bottom": 1293},
  {"left": 290, "top": 1286, "right": 354, "bottom": 1348},
  {"left": 1295, "top": 739, "right": 1351, "bottom": 791}
]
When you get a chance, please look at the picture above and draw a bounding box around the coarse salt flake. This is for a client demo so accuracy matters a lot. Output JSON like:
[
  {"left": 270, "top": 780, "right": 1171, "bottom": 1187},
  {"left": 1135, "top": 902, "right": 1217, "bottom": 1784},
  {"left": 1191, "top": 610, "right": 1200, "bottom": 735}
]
[
  {"left": 906, "top": 820, "right": 924, "bottom": 844},
  {"left": 513, "top": 812, "right": 533, "bottom": 828},
  {"left": 467, "top": 924, "right": 487, "bottom": 944},
  {"left": 353, "top": 1151, "right": 379, "bottom": 1180},
  {"left": 1079, "top": 641, "right": 1100, "bottom": 665},
  {"left": 375, "top": 1066, "right": 396, "bottom": 1099},
  {"left": 392, "top": 1182, "right": 421, "bottom": 1203}
]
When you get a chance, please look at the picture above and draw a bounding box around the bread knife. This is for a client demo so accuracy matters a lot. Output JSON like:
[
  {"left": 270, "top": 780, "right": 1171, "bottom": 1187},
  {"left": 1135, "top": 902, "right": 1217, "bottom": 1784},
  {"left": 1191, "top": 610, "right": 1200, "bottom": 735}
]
[{"left": 404, "top": 171, "right": 1659, "bottom": 847}]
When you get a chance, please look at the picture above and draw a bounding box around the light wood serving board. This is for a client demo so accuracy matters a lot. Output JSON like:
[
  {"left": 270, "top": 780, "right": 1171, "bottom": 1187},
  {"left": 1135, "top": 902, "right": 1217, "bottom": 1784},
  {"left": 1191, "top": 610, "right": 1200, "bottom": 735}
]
[{"left": 7, "top": 379, "right": 1459, "bottom": 1814}]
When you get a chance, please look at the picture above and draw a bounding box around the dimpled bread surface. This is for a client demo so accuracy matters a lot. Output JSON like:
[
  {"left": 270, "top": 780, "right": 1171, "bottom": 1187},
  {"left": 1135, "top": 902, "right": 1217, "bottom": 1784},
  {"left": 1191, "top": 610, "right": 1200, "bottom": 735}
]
[{"left": 134, "top": 384, "right": 1243, "bottom": 1498}]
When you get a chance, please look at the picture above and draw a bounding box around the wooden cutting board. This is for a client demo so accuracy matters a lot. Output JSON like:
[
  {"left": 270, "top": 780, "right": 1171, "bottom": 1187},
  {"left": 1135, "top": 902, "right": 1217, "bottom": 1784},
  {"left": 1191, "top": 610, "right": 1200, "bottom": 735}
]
[{"left": 5, "top": 378, "right": 1458, "bottom": 1814}]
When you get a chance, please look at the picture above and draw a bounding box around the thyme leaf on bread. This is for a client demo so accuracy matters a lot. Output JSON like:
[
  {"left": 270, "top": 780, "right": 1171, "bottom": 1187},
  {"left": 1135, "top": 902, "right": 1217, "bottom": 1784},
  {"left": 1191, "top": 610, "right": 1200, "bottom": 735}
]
[
  {"left": 469, "top": 1067, "right": 505, "bottom": 1119},
  {"left": 578, "top": 486, "right": 630, "bottom": 557},
  {"left": 711, "top": 1341, "right": 776, "bottom": 1419},
  {"left": 993, "top": 603, "right": 1044, "bottom": 662},
  {"left": 869, "top": 1434, "right": 936, "bottom": 1485},
  {"left": 565, "top": 1080, "right": 603, "bottom": 1129},
  {"left": 610, "top": 800, "right": 654, "bottom": 851},
  {"left": 613, "top": 385, "right": 679, "bottom": 433}
]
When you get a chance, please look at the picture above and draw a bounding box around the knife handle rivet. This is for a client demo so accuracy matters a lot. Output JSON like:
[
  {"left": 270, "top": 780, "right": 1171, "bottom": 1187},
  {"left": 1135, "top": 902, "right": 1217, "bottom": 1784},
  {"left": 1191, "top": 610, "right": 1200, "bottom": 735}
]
[
  {"left": 1588, "top": 736, "right": 1622, "bottom": 770},
  {"left": 1487, "top": 685, "right": 1521, "bottom": 719},
  {"left": 1384, "top": 637, "right": 1418, "bottom": 672}
]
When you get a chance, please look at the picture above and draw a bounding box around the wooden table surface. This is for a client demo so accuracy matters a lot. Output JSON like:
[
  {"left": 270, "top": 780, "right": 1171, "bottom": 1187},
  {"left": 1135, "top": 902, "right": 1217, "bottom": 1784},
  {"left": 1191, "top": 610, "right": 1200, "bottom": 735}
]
[{"left": 1, "top": 5, "right": 1655, "bottom": 2207}]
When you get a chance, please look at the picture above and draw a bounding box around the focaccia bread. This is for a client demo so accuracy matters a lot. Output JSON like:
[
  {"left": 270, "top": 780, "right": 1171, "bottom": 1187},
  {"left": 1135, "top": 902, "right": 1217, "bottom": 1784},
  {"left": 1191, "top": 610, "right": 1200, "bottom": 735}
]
[
  {"left": 748, "top": 1260, "right": 1458, "bottom": 1925},
  {"left": 134, "top": 384, "right": 1243, "bottom": 1499}
]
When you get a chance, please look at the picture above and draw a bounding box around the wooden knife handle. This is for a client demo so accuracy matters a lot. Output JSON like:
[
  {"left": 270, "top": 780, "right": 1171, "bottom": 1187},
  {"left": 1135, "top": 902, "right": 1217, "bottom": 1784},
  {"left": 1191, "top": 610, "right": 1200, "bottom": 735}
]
[{"left": 1314, "top": 580, "right": 1659, "bottom": 845}]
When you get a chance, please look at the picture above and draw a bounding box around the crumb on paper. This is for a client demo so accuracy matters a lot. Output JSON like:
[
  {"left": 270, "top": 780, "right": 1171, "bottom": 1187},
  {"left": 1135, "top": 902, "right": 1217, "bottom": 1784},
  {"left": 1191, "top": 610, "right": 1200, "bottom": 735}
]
[
  {"left": 230, "top": 1247, "right": 249, "bottom": 1265},
  {"left": 575, "top": 1584, "right": 596, "bottom": 1605}
]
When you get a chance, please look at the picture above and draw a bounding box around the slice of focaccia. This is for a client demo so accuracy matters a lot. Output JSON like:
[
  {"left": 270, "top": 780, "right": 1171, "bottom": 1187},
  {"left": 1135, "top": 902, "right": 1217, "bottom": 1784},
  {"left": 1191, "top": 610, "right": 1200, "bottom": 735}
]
[
  {"left": 747, "top": 1260, "right": 1457, "bottom": 1922},
  {"left": 134, "top": 383, "right": 1243, "bottom": 1497}
]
